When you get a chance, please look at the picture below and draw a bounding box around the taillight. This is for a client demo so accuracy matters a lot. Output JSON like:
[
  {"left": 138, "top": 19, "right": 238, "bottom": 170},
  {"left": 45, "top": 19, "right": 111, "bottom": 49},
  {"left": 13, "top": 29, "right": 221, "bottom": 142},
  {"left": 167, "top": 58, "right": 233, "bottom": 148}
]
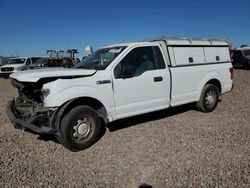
[{"left": 229, "top": 67, "right": 234, "bottom": 79}]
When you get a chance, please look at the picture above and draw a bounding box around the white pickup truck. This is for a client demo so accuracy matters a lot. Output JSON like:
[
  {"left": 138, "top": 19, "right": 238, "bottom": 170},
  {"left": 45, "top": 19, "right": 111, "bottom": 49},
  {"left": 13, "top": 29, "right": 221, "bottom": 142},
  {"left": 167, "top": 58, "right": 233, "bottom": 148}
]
[{"left": 7, "top": 37, "right": 233, "bottom": 151}]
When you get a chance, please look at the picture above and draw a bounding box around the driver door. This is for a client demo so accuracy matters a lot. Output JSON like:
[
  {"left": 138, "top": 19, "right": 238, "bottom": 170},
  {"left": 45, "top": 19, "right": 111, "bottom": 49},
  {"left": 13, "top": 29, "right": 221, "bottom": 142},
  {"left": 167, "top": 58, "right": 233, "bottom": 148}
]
[{"left": 112, "top": 45, "right": 171, "bottom": 119}]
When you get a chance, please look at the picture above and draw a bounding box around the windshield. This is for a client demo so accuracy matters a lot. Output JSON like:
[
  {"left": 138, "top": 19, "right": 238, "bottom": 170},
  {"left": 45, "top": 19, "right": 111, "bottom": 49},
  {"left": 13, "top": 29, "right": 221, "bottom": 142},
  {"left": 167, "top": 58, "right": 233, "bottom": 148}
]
[
  {"left": 8, "top": 58, "right": 26, "bottom": 64},
  {"left": 243, "top": 49, "right": 250, "bottom": 56},
  {"left": 75, "top": 46, "right": 126, "bottom": 70}
]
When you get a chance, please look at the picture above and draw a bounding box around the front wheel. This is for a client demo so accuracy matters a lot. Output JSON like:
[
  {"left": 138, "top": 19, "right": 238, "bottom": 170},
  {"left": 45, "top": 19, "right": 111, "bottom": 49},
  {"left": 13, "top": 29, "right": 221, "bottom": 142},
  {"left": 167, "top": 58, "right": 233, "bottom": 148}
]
[
  {"left": 196, "top": 84, "right": 219, "bottom": 113},
  {"left": 58, "top": 105, "right": 101, "bottom": 151}
]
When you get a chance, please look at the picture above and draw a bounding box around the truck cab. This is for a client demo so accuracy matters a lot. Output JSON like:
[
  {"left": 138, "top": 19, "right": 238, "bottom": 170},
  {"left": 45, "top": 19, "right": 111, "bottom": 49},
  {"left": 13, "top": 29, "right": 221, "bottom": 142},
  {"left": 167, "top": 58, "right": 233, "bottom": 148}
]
[{"left": 7, "top": 37, "right": 233, "bottom": 151}]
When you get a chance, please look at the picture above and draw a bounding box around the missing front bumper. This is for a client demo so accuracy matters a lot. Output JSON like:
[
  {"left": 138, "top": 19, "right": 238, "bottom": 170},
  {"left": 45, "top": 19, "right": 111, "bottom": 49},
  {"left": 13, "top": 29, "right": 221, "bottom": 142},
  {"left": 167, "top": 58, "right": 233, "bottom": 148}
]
[{"left": 7, "top": 99, "right": 58, "bottom": 135}]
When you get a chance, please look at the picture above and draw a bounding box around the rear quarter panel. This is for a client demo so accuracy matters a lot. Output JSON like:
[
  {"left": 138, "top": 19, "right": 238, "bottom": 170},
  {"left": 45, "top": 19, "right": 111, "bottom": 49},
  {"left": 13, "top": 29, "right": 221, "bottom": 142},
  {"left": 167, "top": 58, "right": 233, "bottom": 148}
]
[{"left": 170, "top": 62, "right": 233, "bottom": 107}]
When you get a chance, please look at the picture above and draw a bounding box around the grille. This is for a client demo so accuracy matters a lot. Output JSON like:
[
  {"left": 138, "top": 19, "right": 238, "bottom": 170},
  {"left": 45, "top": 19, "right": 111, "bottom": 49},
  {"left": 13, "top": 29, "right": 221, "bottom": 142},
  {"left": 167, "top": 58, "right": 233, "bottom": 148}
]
[{"left": 1, "top": 67, "right": 14, "bottom": 72}]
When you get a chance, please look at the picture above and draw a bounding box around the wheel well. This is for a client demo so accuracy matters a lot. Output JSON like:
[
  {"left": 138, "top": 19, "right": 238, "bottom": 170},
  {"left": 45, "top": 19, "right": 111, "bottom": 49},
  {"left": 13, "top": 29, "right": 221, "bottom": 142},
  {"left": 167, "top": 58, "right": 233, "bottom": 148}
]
[
  {"left": 54, "top": 97, "right": 109, "bottom": 131},
  {"left": 206, "top": 79, "right": 222, "bottom": 94}
]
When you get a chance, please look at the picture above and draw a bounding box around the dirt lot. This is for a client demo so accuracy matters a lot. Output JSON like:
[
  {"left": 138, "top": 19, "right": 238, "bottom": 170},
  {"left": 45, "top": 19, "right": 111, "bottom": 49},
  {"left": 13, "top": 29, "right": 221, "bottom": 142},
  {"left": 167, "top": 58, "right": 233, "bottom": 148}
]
[{"left": 0, "top": 70, "right": 249, "bottom": 187}]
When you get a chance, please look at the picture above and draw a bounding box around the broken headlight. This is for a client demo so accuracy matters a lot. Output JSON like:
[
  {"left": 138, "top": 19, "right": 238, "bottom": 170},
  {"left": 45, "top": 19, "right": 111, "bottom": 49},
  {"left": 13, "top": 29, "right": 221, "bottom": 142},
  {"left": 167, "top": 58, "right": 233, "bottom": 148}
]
[
  {"left": 35, "top": 88, "right": 50, "bottom": 102},
  {"left": 41, "top": 88, "right": 50, "bottom": 99}
]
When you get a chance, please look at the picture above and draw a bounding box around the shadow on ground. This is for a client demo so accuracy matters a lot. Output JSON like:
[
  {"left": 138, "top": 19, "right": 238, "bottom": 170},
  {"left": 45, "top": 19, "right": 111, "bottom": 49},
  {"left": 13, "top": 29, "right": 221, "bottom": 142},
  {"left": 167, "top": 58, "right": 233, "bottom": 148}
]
[
  {"left": 34, "top": 103, "right": 198, "bottom": 146},
  {"left": 106, "top": 103, "right": 196, "bottom": 132}
]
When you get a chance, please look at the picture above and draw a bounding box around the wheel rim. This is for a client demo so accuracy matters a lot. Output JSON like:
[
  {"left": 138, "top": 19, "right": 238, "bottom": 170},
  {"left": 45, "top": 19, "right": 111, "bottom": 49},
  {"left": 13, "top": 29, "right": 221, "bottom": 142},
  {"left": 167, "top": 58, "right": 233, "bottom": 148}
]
[
  {"left": 72, "top": 117, "right": 92, "bottom": 142},
  {"left": 205, "top": 90, "right": 216, "bottom": 106}
]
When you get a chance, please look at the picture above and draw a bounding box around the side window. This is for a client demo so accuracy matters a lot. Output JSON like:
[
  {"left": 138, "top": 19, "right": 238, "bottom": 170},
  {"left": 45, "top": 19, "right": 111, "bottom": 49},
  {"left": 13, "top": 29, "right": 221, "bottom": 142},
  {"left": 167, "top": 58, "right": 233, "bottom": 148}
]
[
  {"left": 153, "top": 46, "right": 166, "bottom": 69},
  {"left": 25, "top": 58, "right": 31, "bottom": 65},
  {"left": 114, "top": 46, "right": 157, "bottom": 78}
]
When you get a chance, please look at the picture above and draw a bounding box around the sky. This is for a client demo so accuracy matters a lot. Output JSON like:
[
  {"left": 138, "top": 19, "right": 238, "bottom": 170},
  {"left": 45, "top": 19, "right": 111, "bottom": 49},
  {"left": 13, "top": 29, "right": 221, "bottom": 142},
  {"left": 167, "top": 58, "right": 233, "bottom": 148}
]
[{"left": 0, "top": 0, "right": 249, "bottom": 57}]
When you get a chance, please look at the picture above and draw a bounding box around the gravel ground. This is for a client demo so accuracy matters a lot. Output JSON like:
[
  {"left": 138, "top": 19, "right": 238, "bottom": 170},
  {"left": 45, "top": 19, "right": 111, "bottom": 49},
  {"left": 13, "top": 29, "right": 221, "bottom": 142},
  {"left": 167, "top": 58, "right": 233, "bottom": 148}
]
[{"left": 0, "top": 69, "right": 249, "bottom": 188}]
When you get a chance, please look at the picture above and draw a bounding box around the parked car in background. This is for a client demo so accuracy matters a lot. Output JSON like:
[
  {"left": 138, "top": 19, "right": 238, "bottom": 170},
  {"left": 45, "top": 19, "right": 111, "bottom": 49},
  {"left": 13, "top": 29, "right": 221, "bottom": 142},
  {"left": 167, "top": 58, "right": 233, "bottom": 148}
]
[
  {"left": 47, "top": 58, "right": 75, "bottom": 68},
  {"left": 29, "top": 57, "right": 76, "bottom": 69},
  {"left": 232, "top": 46, "right": 250, "bottom": 69},
  {"left": 20, "top": 57, "right": 72, "bottom": 70},
  {"left": 0, "top": 57, "right": 77, "bottom": 78},
  {"left": 19, "top": 57, "right": 48, "bottom": 70},
  {"left": 0, "top": 57, "right": 50, "bottom": 78},
  {"left": 0, "top": 57, "right": 27, "bottom": 78}
]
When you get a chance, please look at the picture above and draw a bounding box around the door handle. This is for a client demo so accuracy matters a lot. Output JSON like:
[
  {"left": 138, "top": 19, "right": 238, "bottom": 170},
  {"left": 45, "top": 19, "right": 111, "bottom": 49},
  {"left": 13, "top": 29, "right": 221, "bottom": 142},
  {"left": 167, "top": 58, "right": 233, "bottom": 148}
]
[{"left": 154, "top": 76, "right": 163, "bottom": 82}]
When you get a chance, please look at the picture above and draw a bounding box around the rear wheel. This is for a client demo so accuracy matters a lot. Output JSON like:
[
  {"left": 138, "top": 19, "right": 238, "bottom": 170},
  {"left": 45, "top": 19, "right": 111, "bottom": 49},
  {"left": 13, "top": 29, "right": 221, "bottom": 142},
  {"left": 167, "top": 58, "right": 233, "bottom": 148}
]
[
  {"left": 196, "top": 84, "right": 219, "bottom": 112},
  {"left": 58, "top": 105, "right": 101, "bottom": 151}
]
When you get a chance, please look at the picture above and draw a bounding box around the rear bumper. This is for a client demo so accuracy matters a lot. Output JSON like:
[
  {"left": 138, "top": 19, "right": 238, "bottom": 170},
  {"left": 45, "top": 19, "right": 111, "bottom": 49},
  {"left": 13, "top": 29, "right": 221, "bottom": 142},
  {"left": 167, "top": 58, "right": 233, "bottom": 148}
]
[{"left": 7, "top": 100, "right": 58, "bottom": 135}]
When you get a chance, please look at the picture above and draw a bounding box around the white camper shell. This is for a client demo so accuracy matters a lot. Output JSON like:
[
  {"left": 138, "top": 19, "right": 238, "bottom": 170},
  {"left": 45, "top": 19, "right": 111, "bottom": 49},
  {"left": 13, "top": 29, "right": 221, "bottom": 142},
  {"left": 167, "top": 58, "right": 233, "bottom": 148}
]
[{"left": 166, "top": 38, "right": 230, "bottom": 66}]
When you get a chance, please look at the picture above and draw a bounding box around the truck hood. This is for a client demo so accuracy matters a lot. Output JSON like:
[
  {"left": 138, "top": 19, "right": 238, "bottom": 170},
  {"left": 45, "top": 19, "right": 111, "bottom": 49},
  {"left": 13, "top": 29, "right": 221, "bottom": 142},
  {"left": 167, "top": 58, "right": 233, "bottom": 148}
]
[{"left": 10, "top": 68, "right": 97, "bottom": 82}]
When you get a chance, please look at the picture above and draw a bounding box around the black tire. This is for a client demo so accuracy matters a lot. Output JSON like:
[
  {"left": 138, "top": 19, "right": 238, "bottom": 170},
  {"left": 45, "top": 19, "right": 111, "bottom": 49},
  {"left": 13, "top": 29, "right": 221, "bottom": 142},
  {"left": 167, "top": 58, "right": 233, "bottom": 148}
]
[
  {"left": 58, "top": 105, "right": 101, "bottom": 151},
  {"left": 196, "top": 84, "right": 219, "bottom": 113},
  {"left": 3, "top": 76, "right": 9, "bottom": 79}
]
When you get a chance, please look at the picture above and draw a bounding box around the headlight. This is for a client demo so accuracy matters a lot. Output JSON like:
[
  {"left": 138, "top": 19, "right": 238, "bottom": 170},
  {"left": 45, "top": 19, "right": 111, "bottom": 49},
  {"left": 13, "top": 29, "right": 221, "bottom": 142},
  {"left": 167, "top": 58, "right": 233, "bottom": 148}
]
[{"left": 35, "top": 88, "right": 50, "bottom": 102}]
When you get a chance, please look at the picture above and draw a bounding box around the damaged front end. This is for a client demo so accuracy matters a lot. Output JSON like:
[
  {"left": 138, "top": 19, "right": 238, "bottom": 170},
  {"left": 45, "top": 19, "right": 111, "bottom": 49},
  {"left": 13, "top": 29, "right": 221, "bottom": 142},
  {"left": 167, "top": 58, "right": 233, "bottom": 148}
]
[{"left": 7, "top": 79, "right": 58, "bottom": 135}]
